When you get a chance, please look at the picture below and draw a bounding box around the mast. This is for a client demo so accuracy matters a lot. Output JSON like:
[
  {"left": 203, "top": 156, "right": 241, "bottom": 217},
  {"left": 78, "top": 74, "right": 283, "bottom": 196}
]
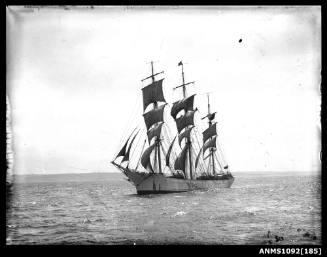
[
  {"left": 157, "top": 141, "right": 162, "bottom": 173},
  {"left": 151, "top": 61, "right": 162, "bottom": 174},
  {"left": 141, "top": 61, "right": 164, "bottom": 84},
  {"left": 188, "top": 142, "right": 193, "bottom": 179},
  {"left": 195, "top": 92, "right": 219, "bottom": 176},
  {"left": 181, "top": 62, "right": 186, "bottom": 97},
  {"left": 207, "top": 94, "right": 211, "bottom": 123},
  {"left": 207, "top": 94, "right": 215, "bottom": 174},
  {"left": 174, "top": 61, "right": 195, "bottom": 98},
  {"left": 211, "top": 148, "right": 215, "bottom": 175},
  {"left": 151, "top": 61, "right": 154, "bottom": 83},
  {"left": 136, "top": 139, "right": 147, "bottom": 170},
  {"left": 172, "top": 61, "right": 196, "bottom": 179},
  {"left": 152, "top": 64, "right": 160, "bottom": 174},
  {"left": 140, "top": 61, "right": 166, "bottom": 173}
]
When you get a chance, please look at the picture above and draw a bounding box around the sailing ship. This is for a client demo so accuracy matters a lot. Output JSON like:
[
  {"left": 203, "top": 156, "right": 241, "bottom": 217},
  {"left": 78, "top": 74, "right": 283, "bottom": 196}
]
[{"left": 111, "top": 61, "right": 234, "bottom": 194}]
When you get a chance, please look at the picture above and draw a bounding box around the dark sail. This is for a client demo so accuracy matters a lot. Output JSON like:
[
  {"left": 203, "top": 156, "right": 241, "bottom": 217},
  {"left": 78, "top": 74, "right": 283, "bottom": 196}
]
[
  {"left": 171, "top": 94, "right": 195, "bottom": 119},
  {"left": 121, "top": 130, "right": 139, "bottom": 162},
  {"left": 174, "top": 144, "right": 188, "bottom": 174},
  {"left": 143, "top": 104, "right": 166, "bottom": 130},
  {"left": 115, "top": 128, "right": 136, "bottom": 159},
  {"left": 141, "top": 142, "right": 156, "bottom": 172},
  {"left": 142, "top": 79, "right": 166, "bottom": 111},
  {"left": 202, "top": 123, "right": 217, "bottom": 144},
  {"left": 175, "top": 110, "right": 196, "bottom": 133},
  {"left": 178, "top": 125, "right": 194, "bottom": 146},
  {"left": 112, "top": 61, "right": 233, "bottom": 184},
  {"left": 147, "top": 122, "right": 164, "bottom": 144},
  {"left": 166, "top": 135, "right": 177, "bottom": 167},
  {"left": 203, "top": 136, "right": 217, "bottom": 155}
]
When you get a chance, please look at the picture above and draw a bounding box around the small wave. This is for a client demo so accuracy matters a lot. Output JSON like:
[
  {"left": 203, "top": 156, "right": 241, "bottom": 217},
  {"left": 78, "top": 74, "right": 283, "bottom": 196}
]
[
  {"left": 172, "top": 211, "right": 186, "bottom": 217},
  {"left": 243, "top": 207, "right": 263, "bottom": 215},
  {"left": 82, "top": 218, "right": 92, "bottom": 224},
  {"left": 244, "top": 207, "right": 262, "bottom": 212},
  {"left": 94, "top": 218, "right": 105, "bottom": 222},
  {"left": 49, "top": 203, "right": 60, "bottom": 207}
]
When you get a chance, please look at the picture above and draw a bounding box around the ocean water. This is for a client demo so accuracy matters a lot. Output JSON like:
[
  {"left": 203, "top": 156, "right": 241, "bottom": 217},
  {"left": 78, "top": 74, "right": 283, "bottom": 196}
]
[{"left": 6, "top": 172, "right": 321, "bottom": 245}]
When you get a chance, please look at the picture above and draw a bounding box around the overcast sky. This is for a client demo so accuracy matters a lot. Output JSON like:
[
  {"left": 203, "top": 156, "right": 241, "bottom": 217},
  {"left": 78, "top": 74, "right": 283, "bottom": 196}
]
[{"left": 7, "top": 6, "right": 321, "bottom": 175}]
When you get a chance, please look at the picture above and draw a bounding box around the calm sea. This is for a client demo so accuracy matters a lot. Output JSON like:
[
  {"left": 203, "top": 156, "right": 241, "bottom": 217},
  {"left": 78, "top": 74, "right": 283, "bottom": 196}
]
[{"left": 6, "top": 172, "right": 321, "bottom": 245}]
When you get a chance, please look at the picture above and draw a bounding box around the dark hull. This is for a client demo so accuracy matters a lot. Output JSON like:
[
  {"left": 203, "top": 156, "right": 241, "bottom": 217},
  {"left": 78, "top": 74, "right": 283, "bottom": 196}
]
[
  {"left": 111, "top": 162, "right": 234, "bottom": 195},
  {"left": 137, "top": 190, "right": 190, "bottom": 195}
]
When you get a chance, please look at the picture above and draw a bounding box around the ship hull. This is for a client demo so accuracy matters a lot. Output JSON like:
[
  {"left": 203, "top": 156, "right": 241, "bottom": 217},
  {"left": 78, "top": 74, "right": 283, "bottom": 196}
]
[{"left": 122, "top": 168, "right": 234, "bottom": 195}]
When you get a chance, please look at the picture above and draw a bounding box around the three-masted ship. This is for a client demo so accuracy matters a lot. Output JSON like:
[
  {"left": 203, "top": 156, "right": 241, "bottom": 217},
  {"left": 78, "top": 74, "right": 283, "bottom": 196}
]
[{"left": 111, "top": 61, "right": 234, "bottom": 194}]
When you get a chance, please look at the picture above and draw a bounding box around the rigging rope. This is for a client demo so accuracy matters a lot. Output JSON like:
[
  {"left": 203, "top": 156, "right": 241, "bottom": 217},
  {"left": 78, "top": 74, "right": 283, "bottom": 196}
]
[
  {"left": 136, "top": 139, "right": 147, "bottom": 171},
  {"left": 130, "top": 125, "right": 145, "bottom": 166},
  {"left": 217, "top": 139, "right": 228, "bottom": 167},
  {"left": 214, "top": 151, "right": 223, "bottom": 173},
  {"left": 113, "top": 93, "right": 141, "bottom": 158},
  {"left": 193, "top": 126, "right": 206, "bottom": 175}
]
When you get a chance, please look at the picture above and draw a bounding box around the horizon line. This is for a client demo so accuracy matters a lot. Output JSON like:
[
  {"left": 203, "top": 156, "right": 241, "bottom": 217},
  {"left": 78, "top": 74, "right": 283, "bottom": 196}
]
[{"left": 12, "top": 170, "right": 320, "bottom": 176}]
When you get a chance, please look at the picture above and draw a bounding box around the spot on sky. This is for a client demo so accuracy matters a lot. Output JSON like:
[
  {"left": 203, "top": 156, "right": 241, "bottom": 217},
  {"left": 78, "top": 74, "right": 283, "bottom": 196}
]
[{"left": 239, "top": 39, "right": 242, "bottom": 43}]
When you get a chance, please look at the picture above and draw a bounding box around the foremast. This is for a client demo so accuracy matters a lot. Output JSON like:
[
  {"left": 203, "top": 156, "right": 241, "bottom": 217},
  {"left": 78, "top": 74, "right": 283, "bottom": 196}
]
[
  {"left": 140, "top": 61, "right": 167, "bottom": 174},
  {"left": 111, "top": 61, "right": 167, "bottom": 175}
]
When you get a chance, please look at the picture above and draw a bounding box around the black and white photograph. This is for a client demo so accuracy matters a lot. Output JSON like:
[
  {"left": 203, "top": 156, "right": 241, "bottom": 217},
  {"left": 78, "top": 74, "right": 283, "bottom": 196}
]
[{"left": 6, "top": 5, "right": 321, "bottom": 245}]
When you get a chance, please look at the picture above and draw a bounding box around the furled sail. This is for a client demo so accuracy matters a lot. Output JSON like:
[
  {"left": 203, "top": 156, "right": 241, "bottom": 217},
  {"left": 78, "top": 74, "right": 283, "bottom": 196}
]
[
  {"left": 202, "top": 112, "right": 216, "bottom": 121},
  {"left": 147, "top": 122, "right": 164, "bottom": 144},
  {"left": 121, "top": 130, "right": 139, "bottom": 162},
  {"left": 175, "top": 110, "right": 196, "bottom": 133},
  {"left": 141, "top": 142, "right": 157, "bottom": 172},
  {"left": 202, "top": 123, "right": 217, "bottom": 144},
  {"left": 174, "top": 144, "right": 188, "bottom": 174},
  {"left": 166, "top": 135, "right": 177, "bottom": 167},
  {"left": 178, "top": 125, "right": 194, "bottom": 146},
  {"left": 142, "top": 79, "right": 166, "bottom": 111},
  {"left": 171, "top": 94, "right": 195, "bottom": 119},
  {"left": 203, "top": 136, "right": 217, "bottom": 155},
  {"left": 143, "top": 104, "right": 166, "bottom": 130},
  {"left": 208, "top": 112, "right": 216, "bottom": 121}
]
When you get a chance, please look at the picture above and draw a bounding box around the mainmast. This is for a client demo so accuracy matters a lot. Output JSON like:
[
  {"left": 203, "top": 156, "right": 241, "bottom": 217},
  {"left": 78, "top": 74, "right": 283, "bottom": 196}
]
[
  {"left": 171, "top": 61, "right": 196, "bottom": 179},
  {"left": 174, "top": 61, "right": 195, "bottom": 98},
  {"left": 207, "top": 94, "right": 211, "bottom": 121},
  {"left": 207, "top": 94, "right": 215, "bottom": 175},
  {"left": 140, "top": 61, "right": 166, "bottom": 174}
]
